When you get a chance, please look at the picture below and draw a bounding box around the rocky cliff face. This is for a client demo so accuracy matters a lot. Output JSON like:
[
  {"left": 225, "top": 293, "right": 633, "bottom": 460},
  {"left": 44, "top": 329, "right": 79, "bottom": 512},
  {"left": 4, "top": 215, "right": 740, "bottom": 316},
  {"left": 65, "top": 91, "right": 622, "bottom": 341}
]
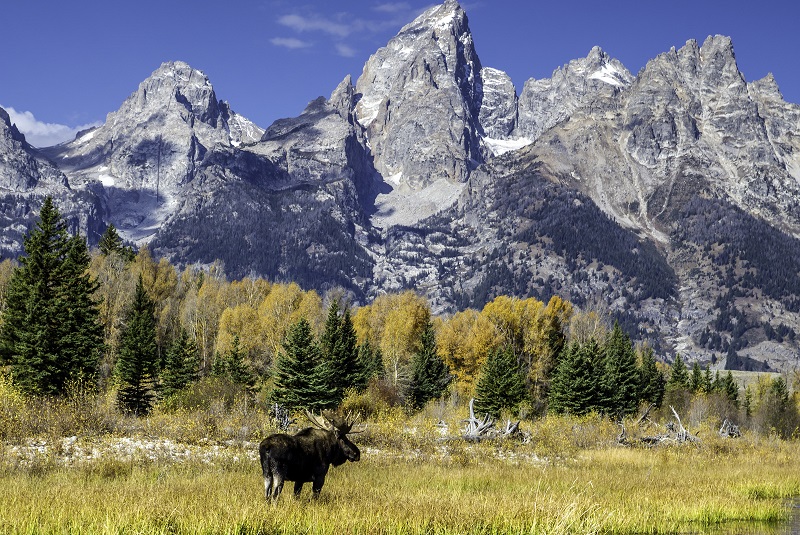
[
  {"left": 40, "top": 61, "right": 263, "bottom": 245},
  {"left": 3, "top": 2, "right": 800, "bottom": 371},
  {"left": 0, "top": 106, "right": 103, "bottom": 254},
  {"left": 515, "top": 46, "right": 633, "bottom": 142},
  {"left": 352, "top": 0, "right": 484, "bottom": 226}
]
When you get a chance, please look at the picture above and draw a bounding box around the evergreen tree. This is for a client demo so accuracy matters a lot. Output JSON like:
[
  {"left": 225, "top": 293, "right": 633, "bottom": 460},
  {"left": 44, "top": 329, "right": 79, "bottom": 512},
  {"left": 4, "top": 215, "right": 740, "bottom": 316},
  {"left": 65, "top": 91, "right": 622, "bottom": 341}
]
[
  {"left": 328, "top": 306, "right": 361, "bottom": 401},
  {"left": 317, "top": 302, "right": 362, "bottom": 406},
  {"left": 689, "top": 362, "right": 704, "bottom": 393},
  {"left": 271, "top": 318, "right": 327, "bottom": 412},
  {"left": 407, "top": 319, "right": 450, "bottom": 409},
  {"left": 98, "top": 223, "right": 134, "bottom": 261},
  {"left": 55, "top": 234, "right": 105, "bottom": 387},
  {"left": 160, "top": 328, "right": 199, "bottom": 398},
  {"left": 719, "top": 371, "right": 739, "bottom": 407},
  {"left": 712, "top": 370, "right": 721, "bottom": 392},
  {"left": 667, "top": 354, "right": 690, "bottom": 391},
  {"left": 743, "top": 386, "right": 753, "bottom": 418},
  {"left": 549, "top": 339, "right": 602, "bottom": 416},
  {"left": 638, "top": 345, "right": 665, "bottom": 408},
  {"left": 599, "top": 322, "right": 640, "bottom": 416},
  {"left": 116, "top": 275, "right": 159, "bottom": 414},
  {"left": 769, "top": 376, "right": 790, "bottom": 413},
  {"left": 320, "top": 300, "right": 341, "bottom": 364},
  {"left": 225, "top": 335, "right": 258, "bottom": 393},
  {"left": 211, "top": 351, "right": 228, "bottom": 377},
  {"left": 0, "top": 197, "right": 103, "bottom": 395},
  {"left": 474, "top": 345, "right": 528, "bottom": 418},
  {"left": 355, "top": 341, "right": 384, "bottom": 388},
  {"left": 98, "top": 223, "right": 124, "bottom": 256},
  {"left": 701, "top": 366, "right": 714, "bottom": 394}
]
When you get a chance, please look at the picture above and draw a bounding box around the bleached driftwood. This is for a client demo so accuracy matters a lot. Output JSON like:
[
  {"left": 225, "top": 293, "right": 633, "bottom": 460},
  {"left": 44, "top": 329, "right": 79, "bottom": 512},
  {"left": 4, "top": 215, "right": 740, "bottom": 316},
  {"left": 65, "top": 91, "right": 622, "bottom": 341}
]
[
  {"left": 718, "top": 419, "right": 741, "bottom": 438},
  {"left": 462, "top": 398, "right": 522, "bottom": 441},
  {"left": 620, "top": 405, "right": 700, "bottom": 446}
]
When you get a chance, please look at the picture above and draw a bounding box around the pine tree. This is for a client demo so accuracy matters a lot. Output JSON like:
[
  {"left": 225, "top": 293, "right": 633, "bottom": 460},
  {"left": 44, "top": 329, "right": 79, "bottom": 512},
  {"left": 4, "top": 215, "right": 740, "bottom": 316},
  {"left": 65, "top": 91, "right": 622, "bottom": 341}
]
[
  {"left": 355, "top": 341, "right": 384, "bottom": 388},
  {"left": 638, "top": 345, "right": 665, "bottom": 408},
  {"left": 98, "top": 223, "right": 124, "bottom": 256},
  {"left": 473, "top": 346, "right": 528, "bottom": 418},
  {"left": 318, "top": 302, "right": 362, "bottom": 406},
  {"left": 549, "top": 339, "right": 602, "bottom": 416},
  {"left": 320, "top": 300, "right": 341, "bottom": 364},
  {"left": 98, "top": 223, "right": 135, "bottom": 261},
  {"left": 270, "top": 318, "right": 326, "bottom": 412},
  {"left": 407, "top": 319, "right": 450, "bottom": 409},
  {"left": 225, "top": 335, "right": 257, "bottom": 393},
  {"left": 689, "top": 362, "right": 704, "bottom": 393},
  {"left": 667, "top": 353, "right": 690, "bottom": 391},
  {"left": 116, "top": 275, "right": 159, "bottom": 414},
  {"left": 743, "top": 386, "right": 753, "bottom": 418},
  {"left": 329, "top": 306, "right": 360, "bottom": 400},
  {"left": 0, "top": 197, "right": 103, "bottom": 395},
  {"left": 160, "top": 328, "right": 199, "bottom": 398},
  {"left": 599, "top": 322, "right": 640, "bottom": 416},
  {"left": 701, "top": 366, "right": 714, "bottom": 394},
  {"left": 719, "top": 371, "right": 739, "bottom": 407}
]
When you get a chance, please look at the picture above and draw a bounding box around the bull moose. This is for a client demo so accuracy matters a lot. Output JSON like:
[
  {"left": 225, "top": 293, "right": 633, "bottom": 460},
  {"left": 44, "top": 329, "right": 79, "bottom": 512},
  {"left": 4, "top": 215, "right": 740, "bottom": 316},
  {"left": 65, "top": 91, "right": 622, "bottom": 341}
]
[{"left": 259, "top": 410, "right": 361, "bottom": 500}]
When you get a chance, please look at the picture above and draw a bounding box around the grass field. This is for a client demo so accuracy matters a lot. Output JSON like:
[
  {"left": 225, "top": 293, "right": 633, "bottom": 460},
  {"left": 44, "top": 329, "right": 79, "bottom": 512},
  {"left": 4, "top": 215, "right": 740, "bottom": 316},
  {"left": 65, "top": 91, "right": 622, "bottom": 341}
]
[
  {"left": 1, "top": 377, "right": 798, "bottom": 534},
  {"left": 2, "top": 430, "right": 799, "bottom": 535}
]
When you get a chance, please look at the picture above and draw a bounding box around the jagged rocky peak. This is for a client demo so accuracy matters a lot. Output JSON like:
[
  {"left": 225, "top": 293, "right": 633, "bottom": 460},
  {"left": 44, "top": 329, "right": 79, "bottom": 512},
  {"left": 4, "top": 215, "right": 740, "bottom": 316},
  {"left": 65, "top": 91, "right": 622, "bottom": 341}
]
[
  {"left": 129, "top": 61, "right": 220, "bottom": 125},
  {"left": 478, "top": 67, "right": 517, "bottom": 139},
  {"left": 0, "top": 106, "right": 39, "bottom": 191},
  {"left": 749, "top": 73, "right": 784, "bottom": 101},
  {"left": 329, "top": 74, "right": 355, "bottom": 118},
  {"left": 104, "top": 60, "right": 262, "bottom": 146},
  {"left": 0, "top": 107, "right": 28, "bottom": 146},
  {"left": 0, "top": 106, "right": 71, "bottom": 193},
  {"left": 515, "top": 46, "right": 632, "bottom": 141},
  {"left": 354, "top": 0, "right": 483, "bottom": 190}
]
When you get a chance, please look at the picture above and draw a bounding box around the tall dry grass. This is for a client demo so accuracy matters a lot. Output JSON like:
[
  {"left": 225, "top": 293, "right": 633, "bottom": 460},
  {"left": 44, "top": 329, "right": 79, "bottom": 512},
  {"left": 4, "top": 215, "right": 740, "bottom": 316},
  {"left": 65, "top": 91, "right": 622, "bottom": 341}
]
[{"left": 2, "top": 377, "right": 800, "bottom": 534}]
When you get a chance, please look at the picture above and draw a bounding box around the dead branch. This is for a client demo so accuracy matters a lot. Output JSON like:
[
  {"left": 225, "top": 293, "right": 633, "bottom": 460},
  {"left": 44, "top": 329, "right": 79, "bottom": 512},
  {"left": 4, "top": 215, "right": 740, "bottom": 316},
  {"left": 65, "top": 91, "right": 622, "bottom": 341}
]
[
  {"left": 462, "top": 399, "right": 522, "bottom": 441},
  {"left": 718, "top": 419, "right": 741, "bottom": 438},
  {"left": 620, "top": 406, "right": 701, "bottom": 446}
]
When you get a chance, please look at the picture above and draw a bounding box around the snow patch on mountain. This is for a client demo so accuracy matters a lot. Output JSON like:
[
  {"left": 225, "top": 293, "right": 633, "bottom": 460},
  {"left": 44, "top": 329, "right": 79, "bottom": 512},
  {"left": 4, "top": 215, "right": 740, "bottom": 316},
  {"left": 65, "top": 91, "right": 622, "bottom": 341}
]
[
  {"left": 483, "top": 136, "right": 532, "bottom": 156},
  {"left": 588, "top": 63, "right": 629, "bottom": 87}
]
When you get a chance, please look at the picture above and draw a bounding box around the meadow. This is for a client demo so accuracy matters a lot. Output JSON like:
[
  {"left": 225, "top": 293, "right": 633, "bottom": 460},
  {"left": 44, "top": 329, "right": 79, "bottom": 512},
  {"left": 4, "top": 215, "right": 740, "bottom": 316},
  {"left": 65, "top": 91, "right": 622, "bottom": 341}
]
[{"left": 1, "top": 387, "right": 799, "bottom": 535}]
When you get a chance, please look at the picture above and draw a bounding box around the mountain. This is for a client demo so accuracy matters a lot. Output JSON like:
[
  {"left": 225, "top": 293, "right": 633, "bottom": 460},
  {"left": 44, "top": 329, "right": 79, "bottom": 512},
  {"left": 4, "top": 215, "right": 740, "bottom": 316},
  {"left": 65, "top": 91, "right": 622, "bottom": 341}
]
[
  {"left": 2, "top": 1, "right": 800, "bottom": 371},
  {"left": 0, "top": 108, "right": 103, "bottom": 254},
  {"left": 39, "top": 61, "right": 264, "bottom": 245}
]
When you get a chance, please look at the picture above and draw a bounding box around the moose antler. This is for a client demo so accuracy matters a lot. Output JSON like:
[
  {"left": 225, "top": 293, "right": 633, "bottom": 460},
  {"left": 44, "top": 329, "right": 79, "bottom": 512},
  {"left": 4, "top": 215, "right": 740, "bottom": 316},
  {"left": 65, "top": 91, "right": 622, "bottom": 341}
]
[
  {"left": 305, "top": 410, "right": 334, "bottom": 431},
  {"left": 340, "top": 411, "right": 363, "bottom": 434},
  {"left": 305, "top": 410, "right": 362, "bottom": 434}
]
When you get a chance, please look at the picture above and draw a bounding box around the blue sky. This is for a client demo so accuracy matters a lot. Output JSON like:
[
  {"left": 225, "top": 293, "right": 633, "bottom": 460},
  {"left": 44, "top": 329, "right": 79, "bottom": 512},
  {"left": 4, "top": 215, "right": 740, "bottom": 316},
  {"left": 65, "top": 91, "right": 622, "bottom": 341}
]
[{"left": 2, "top": 0, "right": 798, "bottom": 147}]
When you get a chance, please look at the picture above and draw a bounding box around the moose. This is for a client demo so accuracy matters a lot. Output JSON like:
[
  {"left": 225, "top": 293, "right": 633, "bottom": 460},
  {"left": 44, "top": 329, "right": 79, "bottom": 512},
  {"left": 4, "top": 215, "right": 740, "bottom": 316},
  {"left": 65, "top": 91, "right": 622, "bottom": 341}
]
[{"left": 259, "top": 410, "right": 361, "bottom": 501}]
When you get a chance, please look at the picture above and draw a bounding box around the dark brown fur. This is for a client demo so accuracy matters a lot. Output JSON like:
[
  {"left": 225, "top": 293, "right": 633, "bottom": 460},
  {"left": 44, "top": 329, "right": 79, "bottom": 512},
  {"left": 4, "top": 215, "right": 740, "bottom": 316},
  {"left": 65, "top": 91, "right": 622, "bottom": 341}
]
[{"left": 259, "top": 425, "right": 360, "bottom": 500}]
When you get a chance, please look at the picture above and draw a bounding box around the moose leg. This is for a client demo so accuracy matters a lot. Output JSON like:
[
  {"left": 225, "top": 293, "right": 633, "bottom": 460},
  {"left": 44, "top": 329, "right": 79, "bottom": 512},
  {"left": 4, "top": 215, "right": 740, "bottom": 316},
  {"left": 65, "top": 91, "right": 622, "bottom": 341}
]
[
  {"left": 260, "top": 455, "right": 274, "bottom": 502},
  {"left": 271, "top": 473, "right": 285, "bottom": 500},
  {"left": 311, "top": 474, "right": 326, "bottom": 497},
  {"left": 263, "top": 474, "right": 273, "bottom": 501},
  {"left": 293, "top": 481, "right": 304, "bottom": 497}
]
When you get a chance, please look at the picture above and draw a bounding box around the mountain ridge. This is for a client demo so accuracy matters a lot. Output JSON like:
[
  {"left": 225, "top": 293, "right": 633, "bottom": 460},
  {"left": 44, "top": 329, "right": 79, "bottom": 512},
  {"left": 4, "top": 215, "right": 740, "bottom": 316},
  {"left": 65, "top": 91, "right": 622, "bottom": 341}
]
[{"left": 2, "top": 1, "right": 800, "bottom": 372}]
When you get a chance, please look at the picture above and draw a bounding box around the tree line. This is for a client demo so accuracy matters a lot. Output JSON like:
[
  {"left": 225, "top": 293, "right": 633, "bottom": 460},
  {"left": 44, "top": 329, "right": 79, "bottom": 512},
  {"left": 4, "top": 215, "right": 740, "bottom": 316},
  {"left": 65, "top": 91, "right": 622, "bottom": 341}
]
[{"left": 0, "top": 197, "right": 797, "bottom": 436}]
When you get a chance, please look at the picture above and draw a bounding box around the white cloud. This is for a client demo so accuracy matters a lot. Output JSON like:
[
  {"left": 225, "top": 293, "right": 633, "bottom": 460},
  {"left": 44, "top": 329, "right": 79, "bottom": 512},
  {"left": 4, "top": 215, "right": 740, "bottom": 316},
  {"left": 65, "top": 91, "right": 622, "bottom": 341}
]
[
  {"left": 278, "top": 14, "right": 352, "bottom": 38},
  {"left": 373, "top": 2, "right": 411, "bottom": 13},
  {"left": 270, "top": 37, "right": 313, "bottom": 49},
  {"left": 335, "top": 43, "right": 357, "bottom": 57},
  {"left": 1, "top": 106, "right": 101, "bottom": 148}
]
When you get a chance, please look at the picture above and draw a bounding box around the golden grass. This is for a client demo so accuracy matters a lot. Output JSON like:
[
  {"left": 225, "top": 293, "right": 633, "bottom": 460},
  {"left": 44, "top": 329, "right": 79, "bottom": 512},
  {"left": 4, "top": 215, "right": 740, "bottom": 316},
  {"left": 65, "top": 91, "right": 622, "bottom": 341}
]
[
  {"left": 2, "top": 380, "right": 798, "bottom": 534},
  {"left": 1, "top": 436, "right": 798, "bottom": 535}
]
